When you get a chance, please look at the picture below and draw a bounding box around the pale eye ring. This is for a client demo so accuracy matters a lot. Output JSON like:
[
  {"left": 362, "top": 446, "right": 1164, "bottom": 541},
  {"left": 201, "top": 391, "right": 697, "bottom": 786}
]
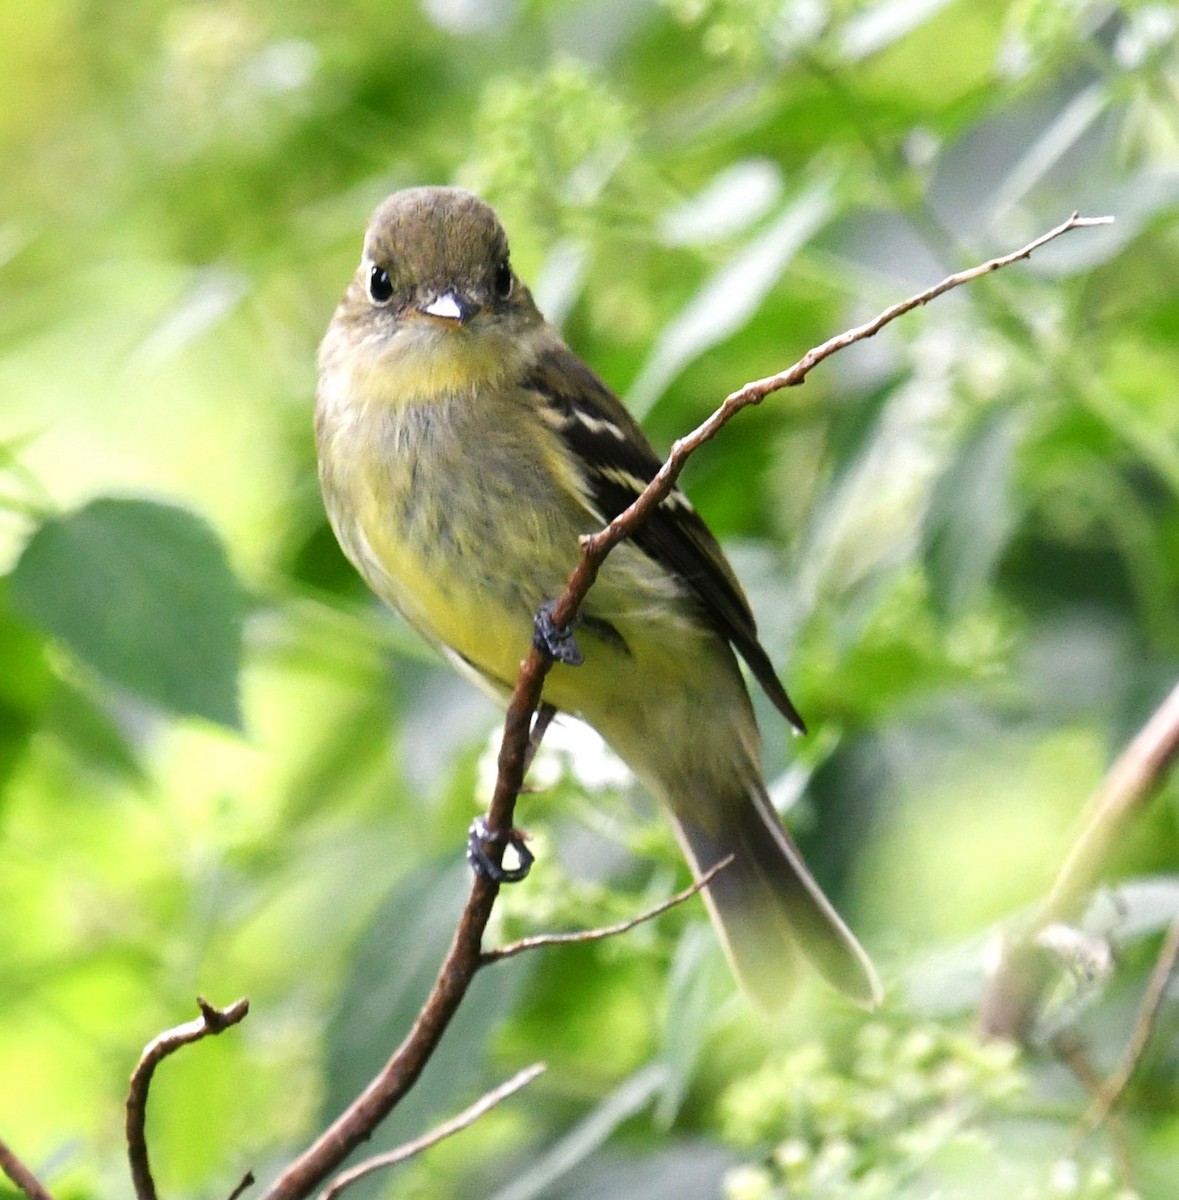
[
  {"left": 368, "top": 264, "right": 394, "bottom": 304},
  {"left": 493, "top": 258, "right": 513, "bottom": 300}
]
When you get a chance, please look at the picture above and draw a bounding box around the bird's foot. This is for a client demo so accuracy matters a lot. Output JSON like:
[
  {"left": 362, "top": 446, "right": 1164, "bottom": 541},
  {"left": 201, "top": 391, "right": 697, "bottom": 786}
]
[
  {"left": 533, "top": 600, "right": 584, "bottom": 666},
  {"left": 467, "top": 815, "right": 535, "bottom": 883}
]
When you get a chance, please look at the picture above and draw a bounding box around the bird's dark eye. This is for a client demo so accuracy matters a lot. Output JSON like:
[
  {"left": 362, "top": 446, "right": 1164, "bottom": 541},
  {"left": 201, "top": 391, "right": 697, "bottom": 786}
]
[
  {"left": 493, "top": 258, "right": 513, "bottom": 300},
  {"left": 368, "top": 264, "right": 394, "bottom": 304}
]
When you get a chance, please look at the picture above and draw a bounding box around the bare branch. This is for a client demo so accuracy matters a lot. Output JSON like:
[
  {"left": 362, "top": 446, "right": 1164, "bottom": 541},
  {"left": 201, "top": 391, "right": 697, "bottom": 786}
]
[
  {"left": 126, "top": 997, "right": 250, "bottom": 1200},
  {"left": 981, "top": 679, "right": 1179, "bottom": 1039},
  {"left": 319, "top": 1063, "right": 546, "bottom": 1200},
  {"left": 567, "top": 213, "right": 1115, "bottom": 612},
  {"left": 260, "top": 872, "right": 504, "bottom": 1200},
  {"left": 1081, "top": 912, "right": 1179, "bottom": 1135},
  {"left": 481, "top": 855, "right": 734, "bottom": 964},
  {"left": 1054, "top": 1032, "right": 1136, "bottom": 1187},
  {"left": 492, "top": 214, "right": 1115, "bottom": 845},
  {"left": 0, "top": 1137, "right": 55, "bottom": 1200},
  {"left": 260, "top": 213, "right": 1107, "bottom": 1200}
]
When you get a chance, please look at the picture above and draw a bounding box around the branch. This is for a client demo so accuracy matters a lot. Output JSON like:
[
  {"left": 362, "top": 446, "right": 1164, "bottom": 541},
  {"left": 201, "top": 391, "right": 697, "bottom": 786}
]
[
  {"left": 481, "top": 855, "right": 734, "bottom": 964},
  {"left": 1081, "top": 911, "right": 1179, "bottom": 1134},
  {"left": 0, "top": 1137, "right": 55, "bottom": 1200},
  {"left": 484, "top": 213, "right": 1114, "bottom": 867},
  {"left": 126, "top": 997, "right": 250, "bottom": 1200},
  {"left": 319, "top": 1064, "right": 546, "bottom": 1200},
  {"left": 260, "top": 212, "right": 1107, "bottom": 1200},
  {"left": 1053, "top": 1032, "right": 1136, "bottom": 1186},
  {"left": 981, "top": 679, "right": 1179, "bottom": 1040},
  {"left": 552, "top": 213, "right": 1115, "bottom": 643}
]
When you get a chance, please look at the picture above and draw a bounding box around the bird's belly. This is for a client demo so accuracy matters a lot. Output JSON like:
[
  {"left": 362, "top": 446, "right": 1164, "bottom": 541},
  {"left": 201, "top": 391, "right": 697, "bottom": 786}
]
[
  {"left": 319, "top": 400, "right": 703, "bottom": 714},
  {"left": 331, "top": 497, "right": 538, "bottom": 689}
]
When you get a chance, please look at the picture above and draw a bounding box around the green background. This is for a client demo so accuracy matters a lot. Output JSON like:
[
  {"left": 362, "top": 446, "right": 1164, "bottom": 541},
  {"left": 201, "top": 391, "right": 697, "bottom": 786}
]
[{"left": 2, "top": 1, "right": 1178, "bottom": 1197}]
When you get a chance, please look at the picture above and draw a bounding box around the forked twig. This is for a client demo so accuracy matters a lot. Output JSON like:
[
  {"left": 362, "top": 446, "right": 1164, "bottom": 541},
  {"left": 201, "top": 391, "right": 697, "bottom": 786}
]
[
  {"left": 126, "top": 997, "right": 250, "bottom": 1200},
  {"left": 227, "top": 1171, "right": 257, "bottom": 1200}
]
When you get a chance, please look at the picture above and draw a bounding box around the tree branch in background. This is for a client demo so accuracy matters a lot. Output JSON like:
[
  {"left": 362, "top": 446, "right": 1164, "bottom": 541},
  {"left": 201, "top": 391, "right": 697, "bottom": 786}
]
[
  {"left": 259, "top": 212, "right": 1110, "bottom": 1200},
  {"left": 1053, "top": 1032, "right": 1136, "bottom": 1185},
  {"left": 320, "top": 1063, "right": 546, "bottom": 1200},
  {"left": 126, "top": 997, "right": 251, "bottom": 1200},
  {"left": 980, "top": 679, "right": 1179, "bottom": 1041},
  {"left": 0, "top": 1137, "right": 55, "bottom": 1200},
  {"left": 1080, "top": 911, "right": 1179, "bottom": 1135}
]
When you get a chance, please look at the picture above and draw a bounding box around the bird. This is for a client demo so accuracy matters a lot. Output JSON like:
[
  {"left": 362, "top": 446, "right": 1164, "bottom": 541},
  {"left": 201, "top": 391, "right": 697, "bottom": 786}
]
[{"left": 315, "top": 185, "right": 881, "bottom": 1012}]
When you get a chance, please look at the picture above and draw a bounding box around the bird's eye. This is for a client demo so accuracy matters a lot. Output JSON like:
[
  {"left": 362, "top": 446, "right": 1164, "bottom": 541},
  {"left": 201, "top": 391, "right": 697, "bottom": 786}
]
[
  {"left": 368, "top": 264, "right": 394, "bottom": 304},
  {"left": 493, "top": 258, "right": 513, "bottom": 300}
]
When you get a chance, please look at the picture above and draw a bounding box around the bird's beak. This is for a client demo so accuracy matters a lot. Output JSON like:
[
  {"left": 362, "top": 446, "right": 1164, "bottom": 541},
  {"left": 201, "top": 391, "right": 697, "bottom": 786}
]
[{"left": 419, "top": 291, "right": 479, "bottom": 325}]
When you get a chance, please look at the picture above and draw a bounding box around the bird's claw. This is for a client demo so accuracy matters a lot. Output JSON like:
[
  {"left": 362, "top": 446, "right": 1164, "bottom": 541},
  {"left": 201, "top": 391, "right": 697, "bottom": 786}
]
[
  {"left": 467, "top": 816, "right": 535, "bottom": 883},
  {"left": 533, "top": 600, "right": 584, "bottom": 666}
]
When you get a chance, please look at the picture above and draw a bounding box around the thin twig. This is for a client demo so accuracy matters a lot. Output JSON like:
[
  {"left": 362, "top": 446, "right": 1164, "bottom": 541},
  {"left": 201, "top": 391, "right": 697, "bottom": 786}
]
[
  {"left": 318, "top": 1063, "right": 546, "bottom": 1200},
  {"left": 0, "top": 1137, "right": 55, "bottom": 1200},
  {"left": 261, "top": 213, "right": 1107, "bottom": 1200},
  {"left": 481, "top": 855, "right": 735, "bottom": 964},
  {"left": 1081, "top": 912, "right": 1179, "bottom": 1134},
  {"left": 1054, "top": 1032, "right": 1136, "bottom": 1186},
  {"left": 981, "top": 679, "right": 1179, "bottom": 1040},
  {"left": 126, "top": 997, "right": 250, "bottom": 1200},
  {"left": 555, "top": 213, "right": 1115, "bottom": 643}
]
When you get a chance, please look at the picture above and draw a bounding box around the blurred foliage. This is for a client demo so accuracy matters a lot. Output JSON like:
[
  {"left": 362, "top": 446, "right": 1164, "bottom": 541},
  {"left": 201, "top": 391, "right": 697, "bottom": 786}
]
[
  {"left": 2, "top": 0, "right": 1179, "bottom": 1197},
  {"left": 717, "top": 1022, "right": 1123, "bottom": 1200}
]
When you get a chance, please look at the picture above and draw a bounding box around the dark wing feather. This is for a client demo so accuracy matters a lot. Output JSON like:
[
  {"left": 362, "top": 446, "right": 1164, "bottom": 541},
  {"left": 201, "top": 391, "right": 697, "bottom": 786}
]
[{"left": 522, "top": 342, "right": 806, "bottom": 733}]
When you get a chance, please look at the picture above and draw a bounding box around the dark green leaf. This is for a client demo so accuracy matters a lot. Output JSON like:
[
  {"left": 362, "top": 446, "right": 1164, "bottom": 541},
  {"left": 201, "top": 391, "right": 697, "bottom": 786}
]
[
  {"left": 11, "top": 497, "right": 244, "bottom": 727},
  {"left": 45, "top": 677, "right": 145, "bottom": 782}
]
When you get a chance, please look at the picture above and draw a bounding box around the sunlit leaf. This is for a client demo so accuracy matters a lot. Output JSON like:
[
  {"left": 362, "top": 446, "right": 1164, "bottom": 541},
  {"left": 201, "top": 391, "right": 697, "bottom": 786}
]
[{"left": 0, "top": 579, "right": 52, "bottom": 799}]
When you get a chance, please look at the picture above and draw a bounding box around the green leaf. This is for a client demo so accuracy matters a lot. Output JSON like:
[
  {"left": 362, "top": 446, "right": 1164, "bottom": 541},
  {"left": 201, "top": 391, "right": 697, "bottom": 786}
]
[
  {"left": 655, "top": 924, "right": 722, "bottom": 1126},
  {"left": 10, "top": 497, "right": 244, "bottom": 727},
  {"left": 0, "top": 578, "right": 53, "bottom": 800},
  {"left": 923, "top": 410, "right": 1018, "bottom": 619},
  {"left": 46, "top": 678, "right": 145, "bottom": 782},
  {"left": 839, "top": 0, "right": 957, "bottom": 60}
]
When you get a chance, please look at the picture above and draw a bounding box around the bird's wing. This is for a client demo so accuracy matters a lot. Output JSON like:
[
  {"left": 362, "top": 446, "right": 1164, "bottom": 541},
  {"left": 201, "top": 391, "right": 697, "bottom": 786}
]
[{"left": 522, "top": 341, "right": 806, "bottom": 733}]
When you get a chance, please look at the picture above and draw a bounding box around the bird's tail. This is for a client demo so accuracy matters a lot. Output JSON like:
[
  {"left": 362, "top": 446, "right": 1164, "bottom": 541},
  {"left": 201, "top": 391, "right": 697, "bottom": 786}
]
[{"left": 667, "top": 783, "right": 882, "bottom": 1014}]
